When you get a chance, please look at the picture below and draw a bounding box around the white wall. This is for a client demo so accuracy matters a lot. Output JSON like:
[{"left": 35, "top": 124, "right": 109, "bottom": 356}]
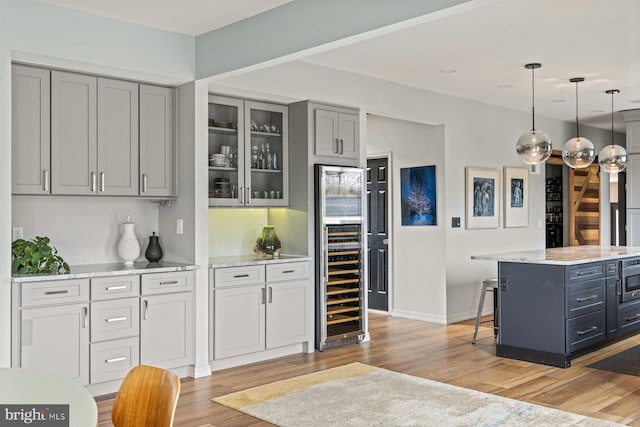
[
  {"left": 367, "top": 115, "right": 447, "bottom": 322},
  {"left": 211, "top": 60, "right": 619, "bottom": 323},
  {"left": 0, "top": 0, "right": 195, "bottom": 366}
]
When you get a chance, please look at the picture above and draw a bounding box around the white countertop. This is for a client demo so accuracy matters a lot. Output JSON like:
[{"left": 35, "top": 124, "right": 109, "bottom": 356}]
[
  {"left": 209, "top": 254, "right": 311, "bottom": 268},
  {"left": 471, "top": 246, "right": 640, "bottom": 265},
  {"left": 11, "top": 261, "right": 198, "bottom": 283}
]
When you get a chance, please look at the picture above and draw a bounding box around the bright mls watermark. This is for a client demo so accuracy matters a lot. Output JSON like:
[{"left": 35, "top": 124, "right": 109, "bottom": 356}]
[{"left": 0, "top": 405, "right": 68, "bottom": 426}]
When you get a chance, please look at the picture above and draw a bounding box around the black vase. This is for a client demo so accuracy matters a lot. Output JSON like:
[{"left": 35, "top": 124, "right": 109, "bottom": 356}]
[{"left": 145, "top": 232, "right": 163, "bottom": 262}]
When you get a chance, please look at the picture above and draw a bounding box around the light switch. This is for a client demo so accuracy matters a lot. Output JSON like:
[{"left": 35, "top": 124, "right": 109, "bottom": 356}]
[
  {"left": 176, "top": 219, "right": 183, "bottom": 235},
  {"left": 12, "top": 227, "right": 23, "bottom": 240}
]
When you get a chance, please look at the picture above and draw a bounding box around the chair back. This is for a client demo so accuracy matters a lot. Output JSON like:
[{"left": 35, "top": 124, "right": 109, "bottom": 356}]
[{"left": 111, "top": 365, "right": 181, "bottom": 427}]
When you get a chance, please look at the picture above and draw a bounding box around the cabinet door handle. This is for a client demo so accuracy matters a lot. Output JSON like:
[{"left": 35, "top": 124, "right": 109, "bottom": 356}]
[
  {"left": 106, "top": 285, "right": 128, "bottom": 291},
  {"left": 268, "top": 286, "right": 273, "bottom": 303},
  {"left": 247, "top": 187, "right": 251, "bottom": 205},
  {"left": 82, "top": 307, "right": 88, "bottom": 328},
  {"left": 233, "top": 274, "right": 250, "bottom": 278},
  {"left": 576, "top": 295, "right": 598, "bottom": 302},
  {"left": 143, "top": 300, "right": 149, "bottom": 320},
  {"left": 626, "top": 314, "right": 640, "bottom": 322},
  {"left": 105, "top": 357, "right": 126, "bottom": 364},
  {"left": 261, "top": 287, "right": 266, "bottom": 305},
  {"left": 617, "top": 279, "right": 622, "bottom": 296},
  {"left": 576, "top": 326, "right": 598, "bottom": 335},
  {"left": 334, "top": 138, "right": 339, "bottom": 154},
  {"left": 100, "top": 172, "right": 105, "bottom": 192},
  {"left": 142, "top": 174, "right": 148, "bottom": 193},
  {"left": 340, "top": 139, "right": 344, "bottom": 154},
  {"left": 159, "top": 280, "right": 179, "bottom": 286},
  {"left": 91, "top": 172, "right": 97, "bottom": 192},
  {"left": 45, "top": 290, "right": 68, "bottom": 295},
  {"left": 106, "top": 316, "right": 127, "bottom": 323},
  {"left": 240, "top": 186, "right": 245, "bottom": 204},
  {"left": 43, "top": 170, "right": 49, "bottom": 192}
]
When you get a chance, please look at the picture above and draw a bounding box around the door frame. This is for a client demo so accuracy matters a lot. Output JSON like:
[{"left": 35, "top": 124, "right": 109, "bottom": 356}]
[{"left": 366, "top": 152, "right": 394, "bottom": 314}]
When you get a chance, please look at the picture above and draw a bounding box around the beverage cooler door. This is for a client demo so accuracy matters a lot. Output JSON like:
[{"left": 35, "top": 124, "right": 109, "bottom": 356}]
[{"left": 318, "top": 165, "right": 364, "bottom": 223}]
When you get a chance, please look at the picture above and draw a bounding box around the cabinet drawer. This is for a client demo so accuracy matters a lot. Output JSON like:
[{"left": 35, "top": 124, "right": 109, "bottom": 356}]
[
  {"left": 91, "top": 297, "right": 139, "bottom": 342},
  {"left": 141, "top": 271, "right": 193, "bottom": 295},
  {"left": 266, "top": 262, "right": 310, "bottom": 282},
  {"left": 90, "top": 337, "right": 139, "bottom": 384},
  {"left": 566, "top": 262, "right": 604, "bottom": 283},
  {"left": 21, "top": 279, "right": 89, "bottom": 307},
  {"left": 566, "top": 279, "right": 605, "bottom": 318},
  {"left": 618, "top": 299, "right": 640, "bottom": 332},
  {"left": 605, "top": 261, "right": 618, "bottom": 277},
  {"left": 91, "top": 275, "right": 140, "bottom": 300},
  {"left": 214, "top": 265, "right": 265, "bottom": 287},
  {"left": 566, "top": 310, "right": 606, "bottom": 353}
]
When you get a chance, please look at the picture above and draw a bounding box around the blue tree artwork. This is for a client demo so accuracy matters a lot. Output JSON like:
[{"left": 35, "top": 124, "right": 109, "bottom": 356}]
[{"left": 400, "top": 165, "right": 436, "bottom": 225}]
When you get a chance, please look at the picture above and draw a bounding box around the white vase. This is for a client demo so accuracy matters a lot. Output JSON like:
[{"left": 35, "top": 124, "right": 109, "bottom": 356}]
[{"left": 117, "top": 220, "right": 140, "bottom": 265}]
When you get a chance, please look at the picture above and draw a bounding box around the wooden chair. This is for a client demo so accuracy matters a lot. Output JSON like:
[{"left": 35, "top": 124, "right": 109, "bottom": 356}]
[{"left": 111, "top": 365, "right": 181, "bottom": 427}]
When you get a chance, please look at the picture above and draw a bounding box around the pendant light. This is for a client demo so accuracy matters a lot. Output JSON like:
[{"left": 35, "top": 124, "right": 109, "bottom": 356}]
[
  {"left": 562, "top": 77, "right": 595, "bottom": 168},
  {"left": 516, "top": 63, "right": 552, "bottom": 165},
  {"left": 598, "top": 89, "right": 627, "bottom": 173}
]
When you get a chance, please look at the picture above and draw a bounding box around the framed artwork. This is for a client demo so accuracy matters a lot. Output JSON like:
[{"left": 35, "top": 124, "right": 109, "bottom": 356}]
[
  {"left": 504, "top": 167, "right": 528, "bottom": 228},
  {"left": 465, "top": 167, "right": 500, "bottom": 229},
  {"left": 400, "top": 165, "right": 437, "bottom": 226}
]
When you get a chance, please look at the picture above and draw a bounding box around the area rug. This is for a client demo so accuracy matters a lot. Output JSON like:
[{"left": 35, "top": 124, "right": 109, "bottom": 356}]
[
  {"left": 588, "top": 344, "right": 640, "bottom": 377},
  {"left": 212, "top": 362, "right": 621, "bottom": 426}
]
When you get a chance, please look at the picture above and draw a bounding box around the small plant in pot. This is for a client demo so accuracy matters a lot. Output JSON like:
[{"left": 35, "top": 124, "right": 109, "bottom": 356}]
[{"left": 12, "top": 236, "right": 70, "bottom": 275}]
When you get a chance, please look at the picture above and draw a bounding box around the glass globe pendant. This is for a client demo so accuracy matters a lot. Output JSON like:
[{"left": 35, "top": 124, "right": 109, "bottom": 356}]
[
  {"left": 598, "top": 89, "right": 627, "bottom": 173},
  {"left": 562, "top": 77, "right": 595, "bottom": 168},
  {"left": 516, "top": 63, "right": 552, "bottom": 165}
]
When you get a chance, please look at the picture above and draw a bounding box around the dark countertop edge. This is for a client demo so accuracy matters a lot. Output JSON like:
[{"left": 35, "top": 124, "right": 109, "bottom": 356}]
[
  {"left": 209, "top": 255, "right": 312, "bottom": 268},
  {"left": 11, "top": 261, "right": 198, "bottom": 283}
]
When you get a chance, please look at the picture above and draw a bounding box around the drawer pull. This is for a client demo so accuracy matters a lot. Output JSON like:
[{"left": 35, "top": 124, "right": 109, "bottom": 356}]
[
  {"left": 105, "top": 357, "right": 126, "bottom": 364},
  {"left": 625, "top": 314, "right": 640, "bottom": 322},
  {"left": 575, "top": 270, "right": 598, "bottom": 276},
  {"left": 282, "top": 270, "right": 295, "bottom": 274},
  {"left": 160, "top": 281, "right": 179, "bottom": 286},
  {"left": 106, "top": 316, "right": 127, "bottom": 323},
  {"left": 45, "top": 290, "right": 69, "bottom": 295},
  {"left": 576, "top": 295, "right": 598, "bottom": 303},
  {"left": 576, "top": 326, "right": 598, "bottom": 335},
  {"left": 233, "top": 274, "right": 250, "bottom": 278},
  {"left": 106, "top": 285, "right": 128, "bottom": 291}
]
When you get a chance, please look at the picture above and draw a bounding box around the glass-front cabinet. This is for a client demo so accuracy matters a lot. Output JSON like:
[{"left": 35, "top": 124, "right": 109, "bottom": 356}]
[{"left": 208, "top": 95, "right": 288, "bottom": 207}]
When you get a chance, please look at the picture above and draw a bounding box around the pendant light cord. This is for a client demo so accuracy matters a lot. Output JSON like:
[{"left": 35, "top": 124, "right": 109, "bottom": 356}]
[
  {"left": 531, "top": 67, "right": 536, "bottom": 131},
  {"left": 611, "top": 91, "right": 615, "bottom": 145},
  {"left": 575, "top": 81, "right": 580, "bottom": 138}
]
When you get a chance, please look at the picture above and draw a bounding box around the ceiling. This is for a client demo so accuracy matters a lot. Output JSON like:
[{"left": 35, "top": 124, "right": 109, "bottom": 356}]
[{"left": 38, "top": 0, "right": 640, "bottom": 132}]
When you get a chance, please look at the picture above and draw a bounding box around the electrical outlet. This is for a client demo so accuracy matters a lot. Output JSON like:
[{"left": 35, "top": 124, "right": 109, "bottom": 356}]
[
  {"left": 176, "top": 219, "right": 183, "bottom": 235},
  {"left": 12, "top": 227, "right": 23, "bottom": 240}
]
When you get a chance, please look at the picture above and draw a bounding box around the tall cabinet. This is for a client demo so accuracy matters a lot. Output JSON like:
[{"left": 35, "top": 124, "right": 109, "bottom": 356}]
[
  {"left": 208, "top": 94, "right": 288, "bottom": 207},
  {"left": 623, "top": 110, "right": 640, "bottom": 245}
]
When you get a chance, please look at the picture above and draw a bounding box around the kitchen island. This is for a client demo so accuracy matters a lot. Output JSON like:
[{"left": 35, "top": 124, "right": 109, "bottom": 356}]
[{"left": 472, "top": 246, "right": 640, "bottom": 367}]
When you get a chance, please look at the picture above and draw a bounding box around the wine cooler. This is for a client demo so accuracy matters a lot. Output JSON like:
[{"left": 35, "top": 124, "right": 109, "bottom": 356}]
[{"left": 315, "top": 165, "right": 366, "bottom": 351}]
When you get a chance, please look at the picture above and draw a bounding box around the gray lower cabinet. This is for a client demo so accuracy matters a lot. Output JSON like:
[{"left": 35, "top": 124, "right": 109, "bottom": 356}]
[
  {"left": 12, "top": 269, "right": 194, "bottom": 388},
  {"left": 211, "top": 261, "right": 310, "bottom": 362},
  {"left": 140, "top": 271, "right": 194, "bottom": 369},
  {"left": 11, "top": 64, "right": 51, "bottom": 195},
  {"left": 498, "top": 260, "right": 614, "bottom": 367},
  {"left": 140, "top": 84, "right": 175, "bottom": 197}
]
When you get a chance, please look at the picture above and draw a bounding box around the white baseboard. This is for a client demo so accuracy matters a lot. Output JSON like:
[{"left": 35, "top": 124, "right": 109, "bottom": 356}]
[
  {"left": 391, "top": 309, "right": 447, "bottom": 324},
  {"left": 190, "top": 363, "right": 213, "bottom": 378},
  {"left": 447, "top": 308, "right": 493, "bottom": 324},
  {"left": 210, "top": 343, "right": 304, "bottom": 371}
]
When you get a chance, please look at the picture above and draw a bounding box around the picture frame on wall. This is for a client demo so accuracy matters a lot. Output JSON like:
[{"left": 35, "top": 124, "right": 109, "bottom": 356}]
[
  {"left": 400, "top": 165, "right": 437, "bottom": 226},
  {"left": 504, "top": 167, "right": 528, "bottom": 228},
  {"left": 465, "top": 167, "right": 500, "bottom": 229}
]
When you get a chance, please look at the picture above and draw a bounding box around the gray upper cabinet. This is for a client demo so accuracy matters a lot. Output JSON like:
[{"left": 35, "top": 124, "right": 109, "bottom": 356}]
[
  {"left": 51, "top": 70, "right": 98, "bottom": 195},
  {"left": 12, "top": 64, "right": 51, "bottom": 195},
  {"left": 98, "top": 78, "right": 139, "bottom": 196},
  {"left": 314, "top": 108, "right": 359, "bottom": 160},
  {"left": 140, "top": 84, "right": 175, "bottom": 197}
]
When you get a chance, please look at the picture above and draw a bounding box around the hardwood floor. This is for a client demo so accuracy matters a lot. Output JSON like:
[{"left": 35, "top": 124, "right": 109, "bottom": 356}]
[{"left": 97, "top": 313, "right": 640, "bottom": 426}]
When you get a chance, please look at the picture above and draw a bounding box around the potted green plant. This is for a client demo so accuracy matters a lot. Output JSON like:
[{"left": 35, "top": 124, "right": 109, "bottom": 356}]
[{"left": 12, "top": 236, "right": 70, "bottom": 275}]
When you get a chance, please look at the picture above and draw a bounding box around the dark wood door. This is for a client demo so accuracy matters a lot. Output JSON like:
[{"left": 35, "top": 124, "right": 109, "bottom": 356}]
[{"left": 367, "top": 157, "right": 389, "bottom": 311}]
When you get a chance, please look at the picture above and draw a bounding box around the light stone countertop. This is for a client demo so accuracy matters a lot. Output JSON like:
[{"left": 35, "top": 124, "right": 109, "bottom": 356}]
[
  {"left": 11, "top": 261, "right": 198, "bottom": 283},
  {"left": 471, "top": 245, "right": 640, "bottom": 265},
  {"left": 209, "top": 254, "right": 311, "bottom": 268}
]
